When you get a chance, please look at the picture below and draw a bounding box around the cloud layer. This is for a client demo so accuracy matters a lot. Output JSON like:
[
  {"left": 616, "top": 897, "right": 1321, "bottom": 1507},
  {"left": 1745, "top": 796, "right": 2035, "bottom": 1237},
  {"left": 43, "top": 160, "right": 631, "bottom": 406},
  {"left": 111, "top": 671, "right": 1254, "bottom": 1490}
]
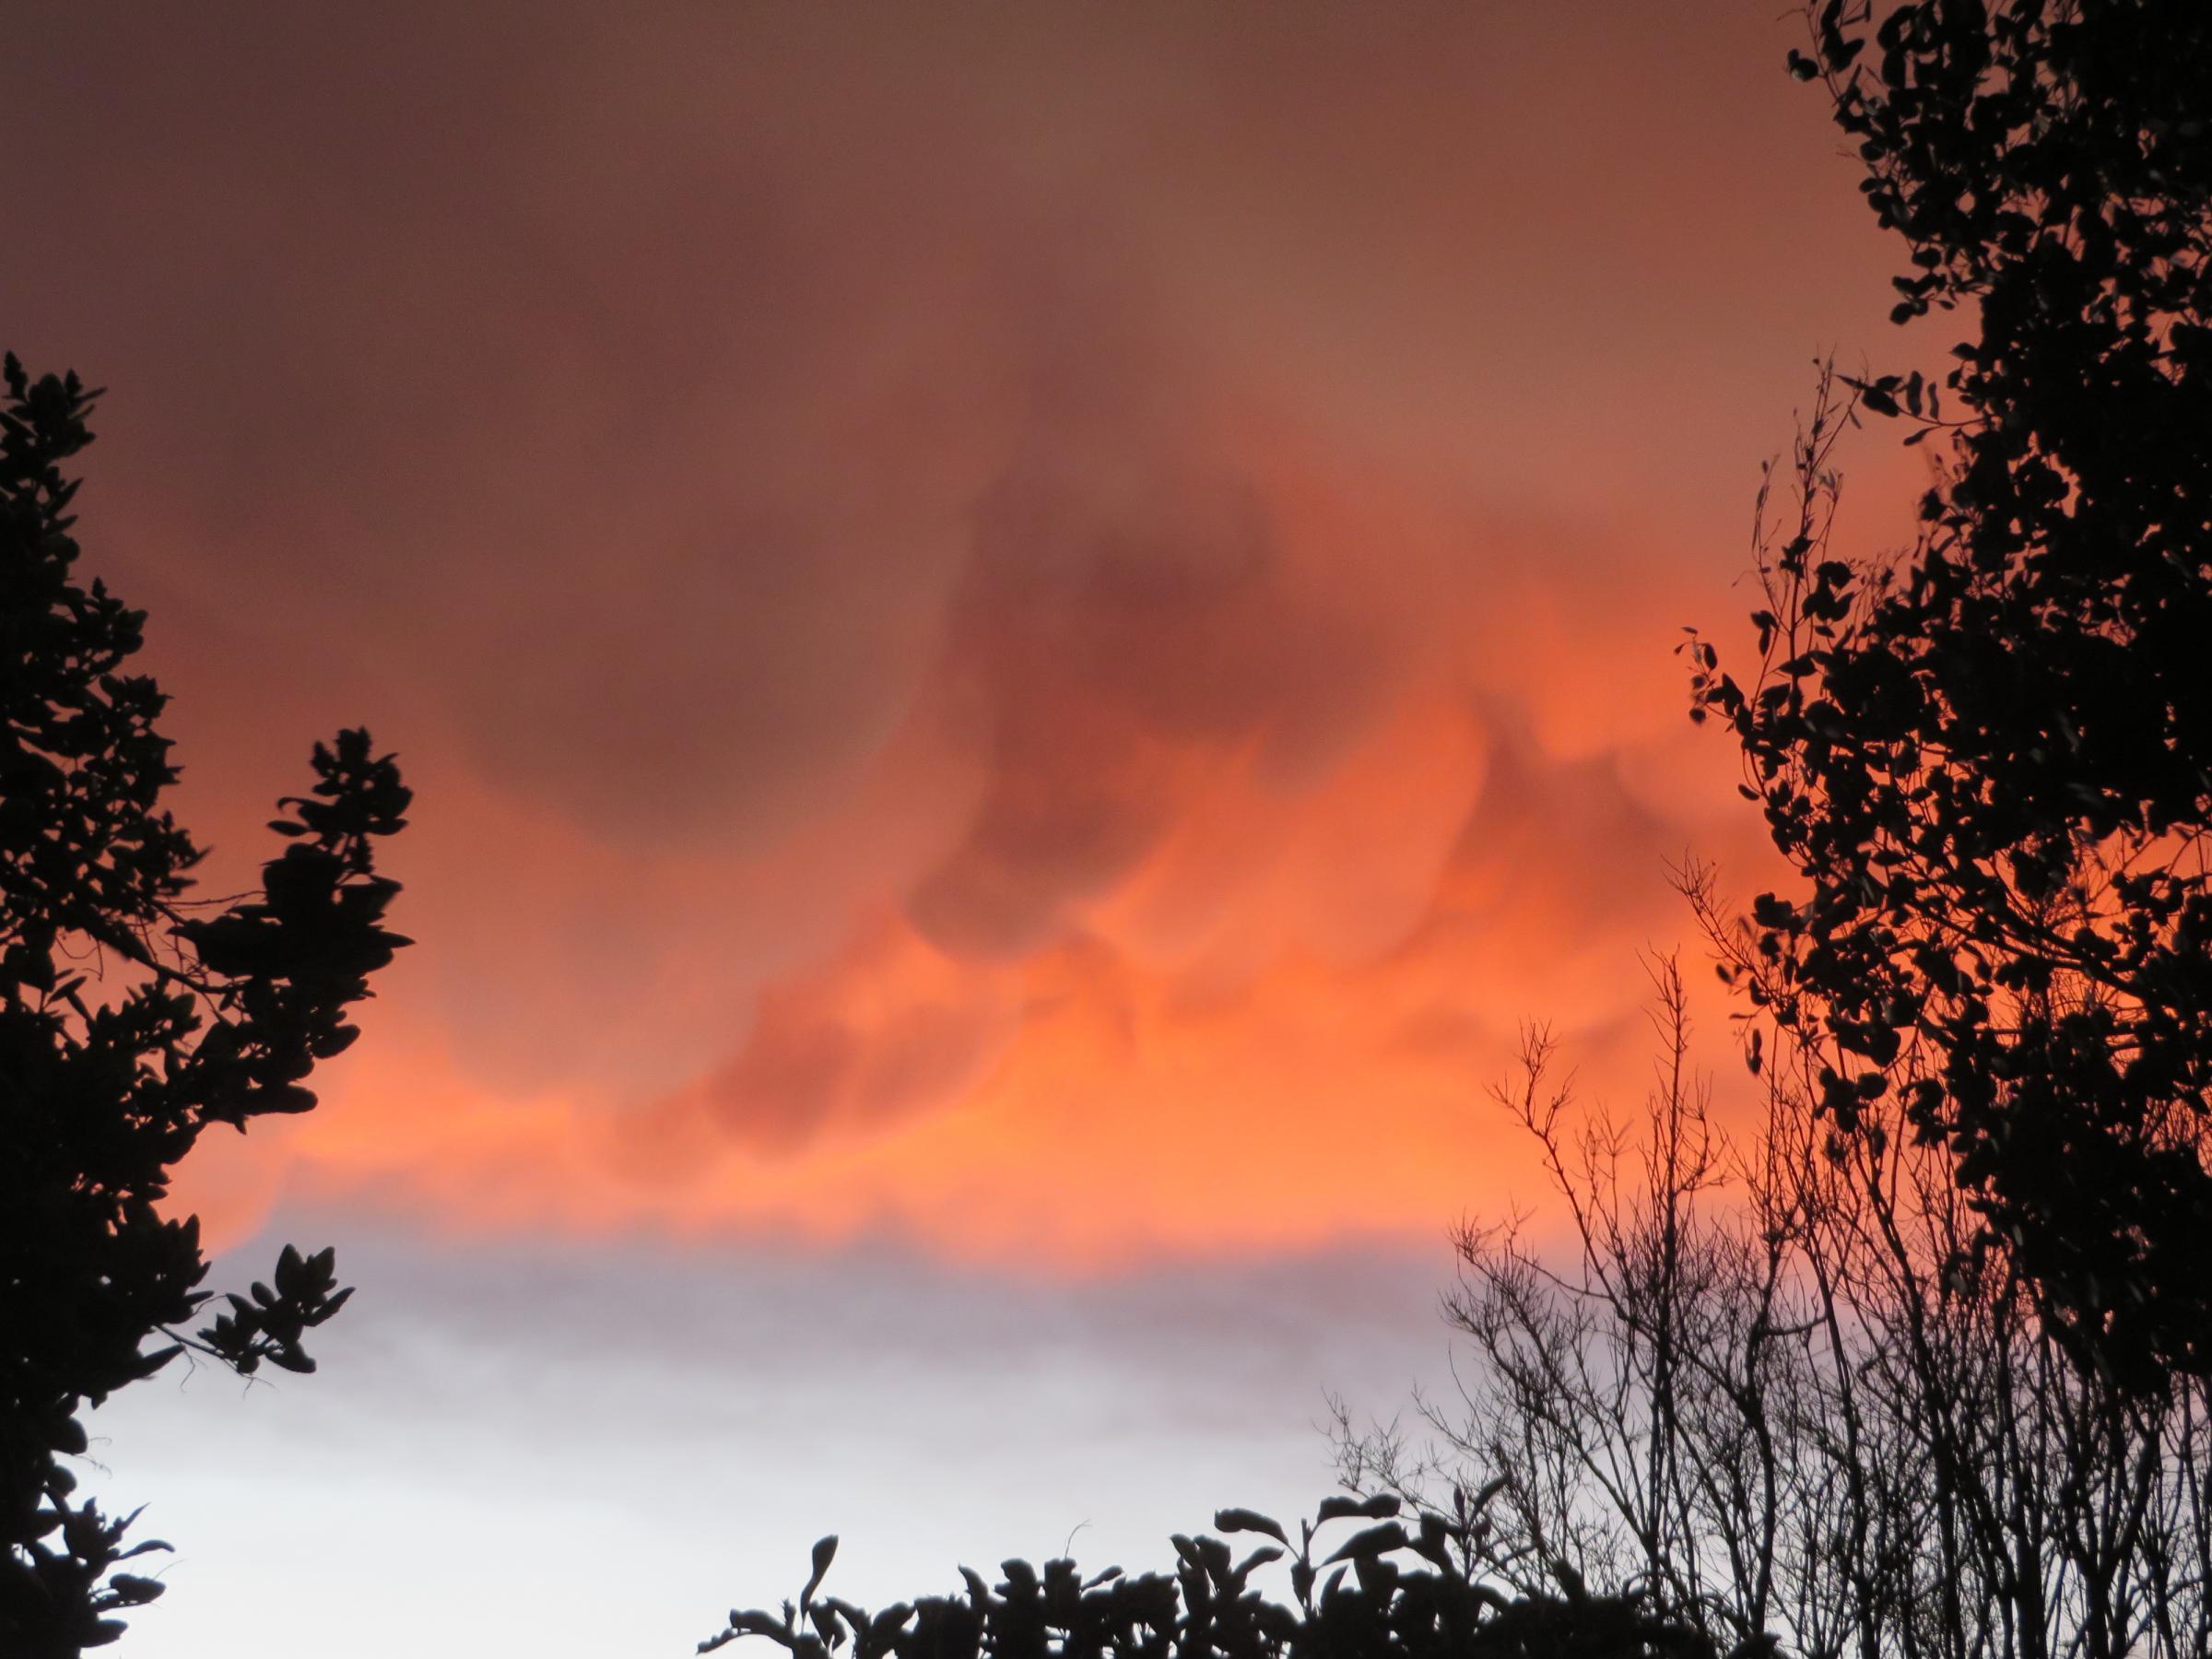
[{"left": 7, "top": 0, "right": 1929, "bottom": 1268}]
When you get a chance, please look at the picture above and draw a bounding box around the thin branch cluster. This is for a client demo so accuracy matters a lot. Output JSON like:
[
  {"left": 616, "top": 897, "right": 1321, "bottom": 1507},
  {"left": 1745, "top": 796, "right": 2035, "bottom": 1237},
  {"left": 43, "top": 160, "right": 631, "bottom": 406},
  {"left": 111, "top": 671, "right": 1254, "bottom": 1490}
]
[{"left": 1340, "top": 957, "right": 2212, "bottom": 1659}]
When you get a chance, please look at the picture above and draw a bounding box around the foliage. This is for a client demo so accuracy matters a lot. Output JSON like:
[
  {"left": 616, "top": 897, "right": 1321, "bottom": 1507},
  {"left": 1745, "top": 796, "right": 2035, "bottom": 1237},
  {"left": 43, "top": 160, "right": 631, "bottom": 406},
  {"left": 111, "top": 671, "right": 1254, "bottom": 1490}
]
[
  {"left": 700, "top": 1499, "right": 1722, "bottom": 1659},
  {"left": 0, "top": 356, "right": 411, "bottom": 1654},
  {"left": 1338, "top": 958, "right": 2212, "bottom": 1659},
  {"left": 1688, "top": 0, "right": 2212, "bottom": 1390}
]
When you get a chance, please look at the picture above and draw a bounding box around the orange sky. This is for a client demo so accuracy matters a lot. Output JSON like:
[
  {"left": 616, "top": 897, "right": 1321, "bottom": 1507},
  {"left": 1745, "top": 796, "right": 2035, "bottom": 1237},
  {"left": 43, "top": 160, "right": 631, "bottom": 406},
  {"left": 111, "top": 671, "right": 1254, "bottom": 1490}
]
[
  {"left": 9, "top": 0, "right": 1936, "bottom": 1275},
  {"left": 14, "top": 8, "right": 1994, "bottom": 1653}
]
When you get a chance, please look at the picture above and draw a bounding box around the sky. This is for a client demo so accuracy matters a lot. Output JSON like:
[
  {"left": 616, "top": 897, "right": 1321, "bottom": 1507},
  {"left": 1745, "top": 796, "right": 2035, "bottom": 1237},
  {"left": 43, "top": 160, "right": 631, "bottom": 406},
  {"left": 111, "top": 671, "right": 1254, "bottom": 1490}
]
[{"left": 6, "top": 4, "right": 1933, "bottom": 1653}]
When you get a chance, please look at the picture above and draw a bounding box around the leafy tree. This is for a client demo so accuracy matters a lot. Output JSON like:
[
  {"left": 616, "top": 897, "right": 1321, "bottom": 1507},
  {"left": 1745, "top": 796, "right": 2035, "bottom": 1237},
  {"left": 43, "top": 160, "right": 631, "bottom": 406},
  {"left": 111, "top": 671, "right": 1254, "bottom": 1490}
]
[
  {"left": 0, "top": 357, "right": 411, "bottom": 1654},
  {"left": 700, "top": 1500, "right": 1720, "bottom": 1659},
  {"left": 1689, "top": 0, "right": 2212, "bottom": 1391}
]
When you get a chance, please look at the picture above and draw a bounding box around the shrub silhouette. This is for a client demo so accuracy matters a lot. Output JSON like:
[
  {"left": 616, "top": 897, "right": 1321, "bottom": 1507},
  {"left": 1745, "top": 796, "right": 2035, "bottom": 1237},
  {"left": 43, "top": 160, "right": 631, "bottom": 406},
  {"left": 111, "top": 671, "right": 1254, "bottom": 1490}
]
[
  {"left": 700, "top": 1497, "right": 1721, "bottom": 1659},
  {"left": 0, "top": 357, "right": 411, "bottom": 1654},
  {"left": 1689, "top": 0, "right": 2212, "bottom": 1391}
]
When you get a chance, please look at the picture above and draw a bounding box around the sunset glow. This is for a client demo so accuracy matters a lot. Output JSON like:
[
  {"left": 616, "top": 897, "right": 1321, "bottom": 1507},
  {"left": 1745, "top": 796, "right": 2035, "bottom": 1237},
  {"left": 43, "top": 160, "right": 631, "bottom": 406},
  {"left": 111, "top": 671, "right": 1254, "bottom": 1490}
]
[{"left": 6, "top": 5, "right": 1955, "bottom": 1652}]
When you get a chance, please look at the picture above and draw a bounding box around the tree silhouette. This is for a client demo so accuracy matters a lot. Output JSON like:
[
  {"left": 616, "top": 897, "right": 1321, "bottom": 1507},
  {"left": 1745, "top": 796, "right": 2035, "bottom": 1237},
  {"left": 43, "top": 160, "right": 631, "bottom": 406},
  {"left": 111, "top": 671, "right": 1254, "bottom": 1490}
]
[
  {"left": 1336, "top": 956, "right": 2212, "bottom": 1659},
  {"left": 0, "top": 357, "right": 411, "bottom": 1654},
  {"left": 1689, "top": 0, "right": 2212, "bottom": 1391},
  {"left": 700, "top": 1499, "right": 1722, "bottom": 1659}
]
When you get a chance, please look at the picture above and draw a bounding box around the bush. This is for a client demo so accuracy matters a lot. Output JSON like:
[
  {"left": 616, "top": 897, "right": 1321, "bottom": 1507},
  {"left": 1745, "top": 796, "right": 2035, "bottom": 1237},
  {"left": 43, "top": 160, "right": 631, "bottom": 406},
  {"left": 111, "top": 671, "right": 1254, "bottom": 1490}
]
[{"left": 700, "top": 1497, "right": 1720, "bottom": 1659}]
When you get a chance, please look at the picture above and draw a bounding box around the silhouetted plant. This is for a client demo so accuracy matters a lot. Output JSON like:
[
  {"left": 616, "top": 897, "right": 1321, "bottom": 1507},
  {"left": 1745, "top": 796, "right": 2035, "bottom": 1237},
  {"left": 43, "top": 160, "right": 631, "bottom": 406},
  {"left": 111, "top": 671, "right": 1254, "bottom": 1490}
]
[
  {"left": 700, "top": 1497, "right": 1721, "bottom": 1659},
  {"left": 1687, "top": 0, "right": 2212, "bottom": 1390},
  {"left": 0, "top": 356, "right": 411, "bottom": 1654},
  {"left": 1337, "top": 957, "right": 2212, "bottom": 1659}
]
